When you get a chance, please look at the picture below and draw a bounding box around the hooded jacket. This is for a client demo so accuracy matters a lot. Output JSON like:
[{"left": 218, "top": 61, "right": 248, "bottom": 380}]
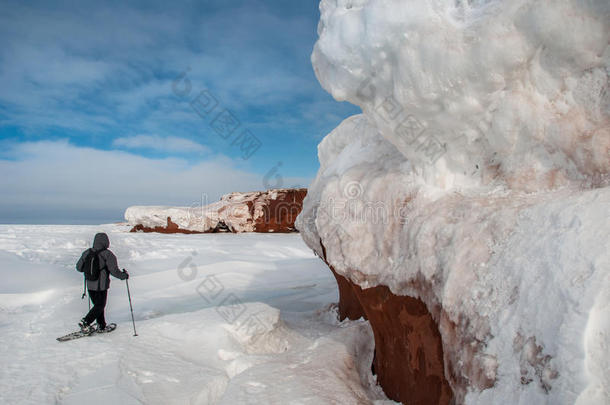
[{"left": 76, "top": 233, "right": 127, "bottom": 291}]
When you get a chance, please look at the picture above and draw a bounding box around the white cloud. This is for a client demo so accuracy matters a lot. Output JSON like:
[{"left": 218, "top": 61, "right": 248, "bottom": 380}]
[
  {"left": 112, "top": 135, "right": 210, "bottom": 154},
  {"left": 0, "top": 140, "right": 269, "bottom": 223}
]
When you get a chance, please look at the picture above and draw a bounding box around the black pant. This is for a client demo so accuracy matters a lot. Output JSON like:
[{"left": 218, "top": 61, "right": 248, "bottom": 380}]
[{"left": 84, "top": 289, "right": 108, "bottom": 329}]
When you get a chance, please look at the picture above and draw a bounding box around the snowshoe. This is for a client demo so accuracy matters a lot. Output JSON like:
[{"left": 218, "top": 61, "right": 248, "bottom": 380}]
[{"left": 96, "top": 323, "right": 117, "bottom": 333}]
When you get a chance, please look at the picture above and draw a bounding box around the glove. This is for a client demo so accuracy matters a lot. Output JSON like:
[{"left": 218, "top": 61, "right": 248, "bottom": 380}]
[{"left": 122, "top": 270, "right": 129, "bottom": 280}]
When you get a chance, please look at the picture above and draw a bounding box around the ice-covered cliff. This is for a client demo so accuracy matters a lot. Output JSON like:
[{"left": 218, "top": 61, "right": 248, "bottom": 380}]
[
  {"left": 312, "top": 0, "right": 609, "bottom": 192},
  {"left": 297, "top": 1, "right": 609, "bottom": 404},
  {"left": 126, "top": 188, "right": 307, "bottom": 234}
]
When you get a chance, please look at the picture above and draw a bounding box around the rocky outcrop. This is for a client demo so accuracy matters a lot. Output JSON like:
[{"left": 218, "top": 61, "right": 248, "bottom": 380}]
[
  {"left": 328, "top": 266, "right": 366, "bottom": 321},
  {"left": 297, "top": 0, "right": 609, "bottom": 403},
  {"left": 126, "top": 188, "right": 307, "bottom": 234},
  {"left": 321, "top": 242, "right": 453, "bottom": 405},
  {"left": 358, "top": 283, "right": 453, "bottom": 405},
  {"left": 226, "top": 188, "right": 308, "bottom": 233}
]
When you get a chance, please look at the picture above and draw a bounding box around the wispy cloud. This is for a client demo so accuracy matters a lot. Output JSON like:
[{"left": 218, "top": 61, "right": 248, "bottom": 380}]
[
  {"left": 0, "top": 1, "right": 346, "bottom": 134},
  {"left": 112, "top": 135, "right": 210, "bottom": 154}
]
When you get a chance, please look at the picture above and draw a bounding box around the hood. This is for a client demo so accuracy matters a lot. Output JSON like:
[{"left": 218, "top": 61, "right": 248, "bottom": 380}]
[{"left": 92, "top": 233, "right": 110, "bottom": 251}]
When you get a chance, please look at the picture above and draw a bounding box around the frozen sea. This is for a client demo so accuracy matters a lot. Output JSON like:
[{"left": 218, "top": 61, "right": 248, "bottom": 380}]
[{"left": 0, "top": 224, "right": 394, "bottom": 405}]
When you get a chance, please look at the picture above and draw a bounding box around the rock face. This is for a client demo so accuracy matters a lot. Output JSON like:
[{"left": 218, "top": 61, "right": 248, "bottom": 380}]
[
  {"left": 358, "top": 284, "right": 453, "bottom": 405},
  {"left": 126, "top": 188, "right": 307, "bottom": 234},
  {"left": 321, "top": 242, "right": 453, "bottom": 405}
]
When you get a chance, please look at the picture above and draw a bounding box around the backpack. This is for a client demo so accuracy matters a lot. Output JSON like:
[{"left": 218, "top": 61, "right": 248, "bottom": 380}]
[{"left": 83, "top": 249, "right": 105, "bottom": 281}]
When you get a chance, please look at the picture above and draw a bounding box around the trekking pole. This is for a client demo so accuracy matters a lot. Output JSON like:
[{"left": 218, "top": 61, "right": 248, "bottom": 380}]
[
  {"left": 82, "top": 274, "right": 90, "bottom": 310},
  {"left": 125, "top": 274, "right": 138, "bottom": 336}
]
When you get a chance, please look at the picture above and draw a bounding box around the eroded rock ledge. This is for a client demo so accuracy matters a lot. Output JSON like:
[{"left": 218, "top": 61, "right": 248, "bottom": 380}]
[
  {"left": 321, "top": 242, "right": 454, "bottom": 405},
  {"left": 126, "top": 188, "right": 307, "bottom": 234}
]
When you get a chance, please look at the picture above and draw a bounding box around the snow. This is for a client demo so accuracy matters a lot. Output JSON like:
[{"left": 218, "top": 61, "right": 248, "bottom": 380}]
[
  {"left": 297, "top": 0, "right": 610, "bottom": 403},
  {"left": 125, "top": 204, "right": 224, "bottom": 232},
  {"left": 0, "top": 224, "right": 395, "bottom": 405}
]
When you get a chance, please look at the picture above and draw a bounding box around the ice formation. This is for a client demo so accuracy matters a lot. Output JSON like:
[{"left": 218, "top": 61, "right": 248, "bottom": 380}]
[
  {"left": 297, "top": 0, "right": 609, "bottom": 404},
  {"left": 312, "top": 0, "right": 609, "bottom": 191},
  {"left": 125, "top": 188, "right": 307, "bottom": 234}
]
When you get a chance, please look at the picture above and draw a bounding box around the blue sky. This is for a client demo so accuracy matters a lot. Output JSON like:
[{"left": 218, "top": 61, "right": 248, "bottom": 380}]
[{"left": 0, "top": 0, "right": 360, "bottom": 224}]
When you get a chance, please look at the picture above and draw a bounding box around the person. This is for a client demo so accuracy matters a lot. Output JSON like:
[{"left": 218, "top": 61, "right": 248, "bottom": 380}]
[{"left": 76, "top": 232, "right": 128, "bottom": 332}]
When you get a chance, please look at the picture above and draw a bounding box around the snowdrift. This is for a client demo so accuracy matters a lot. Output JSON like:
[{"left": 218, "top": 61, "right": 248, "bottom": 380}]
[
  {"left": 297, "top": 1, "right": 609, "bottom": 404},
  {"left": 126, "top": 188, "right": 307, "bottom": 234}
]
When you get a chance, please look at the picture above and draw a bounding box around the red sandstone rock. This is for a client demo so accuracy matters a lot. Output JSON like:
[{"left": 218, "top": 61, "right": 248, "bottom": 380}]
[
  {"left": 321, "top": 241, "right": 454, "bottom": 405},
  {"left": 356, "top": 283, "right": 453, "bottom": 405},
  {"left": 126, "top": 188, "right": 307, "bottom": 234},
  {"left": 244, "top": 188, "right": 307, "bottom": 233}
]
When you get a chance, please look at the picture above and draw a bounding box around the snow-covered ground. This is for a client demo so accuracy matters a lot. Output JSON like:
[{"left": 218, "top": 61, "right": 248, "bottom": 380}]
[{"left": 0, "top": 224, "right": 394, "bottom": 405}]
